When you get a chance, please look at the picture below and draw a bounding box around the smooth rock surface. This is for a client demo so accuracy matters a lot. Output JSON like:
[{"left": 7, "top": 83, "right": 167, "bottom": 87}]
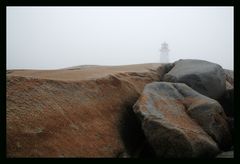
[
  {"left": 163, "top": 59, "right": 226, "bottom": 99},
  {"left": 133, "top": 82, "right": 232, "bottom": 157}
]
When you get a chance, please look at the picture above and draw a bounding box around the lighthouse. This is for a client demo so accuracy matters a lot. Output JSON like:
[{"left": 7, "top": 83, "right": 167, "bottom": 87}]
[{"left": 160, "top": 42, "right": 169, "bottom": 63}]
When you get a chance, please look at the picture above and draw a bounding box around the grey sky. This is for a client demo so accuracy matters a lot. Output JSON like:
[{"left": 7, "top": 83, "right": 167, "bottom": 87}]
[{"left": 7, "top": 7, "right": 233, "bottom": 70}]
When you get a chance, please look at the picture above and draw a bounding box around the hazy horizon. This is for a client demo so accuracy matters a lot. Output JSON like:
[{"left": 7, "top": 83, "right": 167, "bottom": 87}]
[{"left": 7, "top": 7, "right": 234, "bottom": 70}]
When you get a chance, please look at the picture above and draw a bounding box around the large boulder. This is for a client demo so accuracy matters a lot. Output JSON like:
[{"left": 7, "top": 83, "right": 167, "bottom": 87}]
[
  {"left": 7, "top": 64, "right": 163, "bottom": 157},
  {"left": 163, "top": 59, "right": 226, "bottom": 100},
  {"left": 133, "top": 82, "right": 232, "bottom": 158}
]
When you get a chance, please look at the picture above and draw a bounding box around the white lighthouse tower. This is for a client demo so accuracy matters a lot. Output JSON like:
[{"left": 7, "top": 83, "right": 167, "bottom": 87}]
[{"left": 160, "top": 42, "right": 169, "bottom": 63}]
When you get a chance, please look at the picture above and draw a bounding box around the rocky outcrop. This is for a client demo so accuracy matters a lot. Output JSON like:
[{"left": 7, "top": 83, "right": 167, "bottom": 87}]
[
  {"left": 133, "top": 82, "right": 232, "bottom": 157},
  {"left": 7, "top": 64, "right": 163, "bottom": 157},
  {"left": 163, "top": 59, "right": 226, "bottom": 99},
  {"left": 7, "top": 61, "right": 234, "bottom": 158}
]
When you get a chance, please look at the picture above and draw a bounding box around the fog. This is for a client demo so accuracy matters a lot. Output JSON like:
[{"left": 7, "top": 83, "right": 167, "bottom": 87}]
[{"left": 7, "top": 7, "right": 233, "bottom": 70}]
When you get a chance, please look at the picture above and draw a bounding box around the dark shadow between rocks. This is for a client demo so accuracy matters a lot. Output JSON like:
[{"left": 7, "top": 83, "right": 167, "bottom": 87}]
[
  {"left": 118, "top": 103, "right": 156, "bottom": 158},
  {"left": 217, "top": 89, "right": 234, "bottom": 143},
  {"left": 218, "top": 89, "right": 234, "bottom": 118}
]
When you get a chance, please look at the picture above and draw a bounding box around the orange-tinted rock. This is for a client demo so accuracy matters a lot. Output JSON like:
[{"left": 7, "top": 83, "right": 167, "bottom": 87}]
[
  {"left": 133, "top": 82, "right": 232, "bottom": 157},
  {"left": 7, "top": 64, "right": 164, "bottom": 157}
]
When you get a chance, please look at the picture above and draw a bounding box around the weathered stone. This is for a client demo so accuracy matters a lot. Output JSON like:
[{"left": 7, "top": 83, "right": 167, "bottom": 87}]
[
  {"left": 156, "top": 63, "right": 175, "bottom": 80},
  {"left": 224, "top": 69, "right": 233, "bottom": 87},
  {"left": 133, "top": 82, "right": 232, "bottom": 157},
  {"left": 7, "top": 64, "right": 163, "bottom": 157},
  {"left": 216, "top": 151, "right": 234, "bottom": 158},
  {"left": 163, "top": 59, "right": 226, "bottom": 99}
]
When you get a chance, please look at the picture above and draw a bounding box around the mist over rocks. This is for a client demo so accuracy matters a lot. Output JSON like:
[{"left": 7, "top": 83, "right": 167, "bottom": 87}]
[{"left": 6, "top": 60, "right": 234, "bottom": 158}]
